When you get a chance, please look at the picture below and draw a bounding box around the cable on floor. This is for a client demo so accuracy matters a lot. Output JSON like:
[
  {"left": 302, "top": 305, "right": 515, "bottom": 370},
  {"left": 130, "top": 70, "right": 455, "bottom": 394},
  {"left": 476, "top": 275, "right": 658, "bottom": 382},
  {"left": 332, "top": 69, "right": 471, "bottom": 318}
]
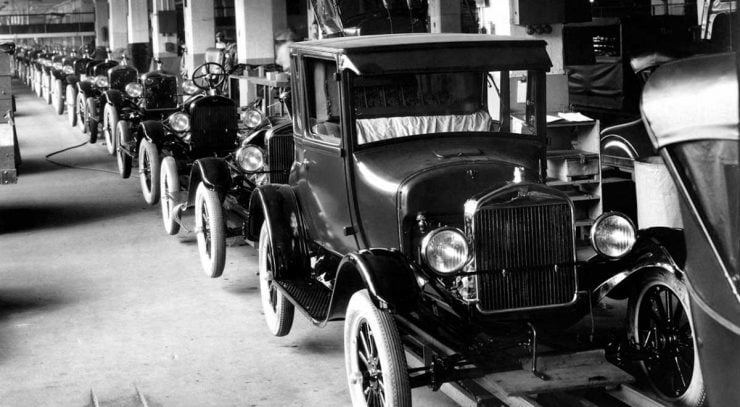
[{"left": 45, "top": 141, "right": 120, "bottom": 175}]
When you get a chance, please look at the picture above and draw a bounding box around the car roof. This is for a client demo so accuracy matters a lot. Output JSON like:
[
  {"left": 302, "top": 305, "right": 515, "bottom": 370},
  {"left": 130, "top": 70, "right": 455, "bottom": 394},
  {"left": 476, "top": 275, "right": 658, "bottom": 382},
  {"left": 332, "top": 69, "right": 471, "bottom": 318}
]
[
  {"left": 291, "top": 33, "right": 552, "bottom": 74},
  {"left": 641, "top": 52, "right": 738, "bottom": 149}
]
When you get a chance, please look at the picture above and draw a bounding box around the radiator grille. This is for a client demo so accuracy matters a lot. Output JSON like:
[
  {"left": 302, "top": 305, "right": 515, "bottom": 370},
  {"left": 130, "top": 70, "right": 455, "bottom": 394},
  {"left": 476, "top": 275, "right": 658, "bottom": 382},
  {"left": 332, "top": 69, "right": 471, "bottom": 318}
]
[
  {"left": 110, "top": 67, "right": 137, "bottom": 92},
  {"left": 474, "top": 201, "right": 576, "bottom": 311},
  {"left": 190, "top": 104, "right": 238, "bottom": 156},
  {"left": 267, "top": 135, "right": 294, "bottom": 184},
  {"left": 143, "top": 76, "right": 177, "bottom": 109}
]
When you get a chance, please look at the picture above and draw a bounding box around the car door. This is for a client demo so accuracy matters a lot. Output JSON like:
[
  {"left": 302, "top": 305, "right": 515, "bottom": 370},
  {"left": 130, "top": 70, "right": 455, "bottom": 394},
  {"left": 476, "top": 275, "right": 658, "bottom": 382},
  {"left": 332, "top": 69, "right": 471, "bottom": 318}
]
[{"left": 292, "top": 56, "right": 357, "bottom": 255}]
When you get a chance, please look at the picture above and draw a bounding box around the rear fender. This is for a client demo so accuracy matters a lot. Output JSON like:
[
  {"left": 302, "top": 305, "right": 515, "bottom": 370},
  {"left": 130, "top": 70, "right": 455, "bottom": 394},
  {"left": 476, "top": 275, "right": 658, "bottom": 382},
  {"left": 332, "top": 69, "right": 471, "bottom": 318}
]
[
  {"left": 104, "top": 89, "right": 123, "bottom": 111},
  {"left": 247, "top": 185, "right": 308, "bottom": 280},
  {"left": 326, "top": 249, "right": 420, "bottom": 320},
  {"left": 586, "top": 227, "right": 686, "bottom": 302},
  {"left": 187, "top": 158, "right": 231, "bottom": 205}
]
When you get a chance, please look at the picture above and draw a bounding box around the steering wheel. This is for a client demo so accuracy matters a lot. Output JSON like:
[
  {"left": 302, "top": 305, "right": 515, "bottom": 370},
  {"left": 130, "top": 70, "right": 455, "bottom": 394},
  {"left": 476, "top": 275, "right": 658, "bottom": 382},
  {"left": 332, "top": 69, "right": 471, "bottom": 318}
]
[{"left": 192, "top": 62, "right": 227, "bottom": 90}]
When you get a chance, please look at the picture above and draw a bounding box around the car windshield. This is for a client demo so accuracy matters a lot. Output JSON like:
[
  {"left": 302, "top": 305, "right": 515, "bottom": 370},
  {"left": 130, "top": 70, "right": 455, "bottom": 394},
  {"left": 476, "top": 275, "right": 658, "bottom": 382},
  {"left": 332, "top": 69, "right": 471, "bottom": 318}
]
[{"left": 349, "top": 70, "right": 541, "bottom": 145}]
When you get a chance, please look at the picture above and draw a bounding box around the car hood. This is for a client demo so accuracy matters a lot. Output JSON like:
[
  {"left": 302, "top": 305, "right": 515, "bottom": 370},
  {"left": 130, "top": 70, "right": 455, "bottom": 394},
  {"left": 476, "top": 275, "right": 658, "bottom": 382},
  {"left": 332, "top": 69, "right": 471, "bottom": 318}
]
[{"left": 351, "top": 134, "right": 544, "bottom": 251}]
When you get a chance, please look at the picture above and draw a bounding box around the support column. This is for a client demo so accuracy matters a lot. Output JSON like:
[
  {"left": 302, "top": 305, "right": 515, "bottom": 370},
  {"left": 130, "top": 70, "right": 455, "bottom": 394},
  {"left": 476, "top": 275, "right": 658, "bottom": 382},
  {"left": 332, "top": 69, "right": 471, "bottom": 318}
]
[
  {"left": 94, "top": 0, "right": 110, "bottom": 49},
  {"left": 108, "top": 0, "right": 129, "bottom": 55},
  {"left": 127, "top": 0, "right": 151, "bottom": 70},
  {"left": 151, "top": 0, "right": 178, "bottom": 74},
  {"left": 234, "top": 0, "right": 286, "bottom": 65},
  {"left": 428, "top": 0, "right": 461, "bottom": 33},
  {"left": 183, "top": 0, "right": 215, "bottom": 76}
]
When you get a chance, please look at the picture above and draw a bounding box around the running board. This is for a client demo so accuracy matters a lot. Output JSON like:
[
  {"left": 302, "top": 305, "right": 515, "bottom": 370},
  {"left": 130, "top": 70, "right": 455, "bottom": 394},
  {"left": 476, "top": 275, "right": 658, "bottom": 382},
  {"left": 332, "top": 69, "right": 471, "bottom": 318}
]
[{"left": 275, "top": 279, "right": 332, "bottom": 324}]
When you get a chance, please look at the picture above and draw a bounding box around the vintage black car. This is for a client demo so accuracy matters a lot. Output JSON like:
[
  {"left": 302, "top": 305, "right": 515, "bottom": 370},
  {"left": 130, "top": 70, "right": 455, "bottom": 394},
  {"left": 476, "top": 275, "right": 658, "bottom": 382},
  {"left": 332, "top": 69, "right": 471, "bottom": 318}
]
[
  {"left": 175, "top": 93, "right": 295, "bottom": 279},
  {"left": 78, "top": 54, "right": 138, "bottom": 149},
  {"left": 40, "top": 53, "right": 62, "bottom": 105},
  {"left": 245, "top": 34, "right": 705, "bottom": 407},
  {"left": 75, "top": 55, "right": 117, "bottom": 141},
  {"left": 49, "top": 51, "right": 78, "bottom": 115},
  {"left": 64, "top": 51, "right": 96, "bottom": 127},
  {"left": 641, "top": 51, "right": 738, "bottom": 407},
  {"left": 153, "top": 62, "right": 239, "bottom": 277},
  {"left": 113, "top": 60, "right": 179, "bottom": 196}
]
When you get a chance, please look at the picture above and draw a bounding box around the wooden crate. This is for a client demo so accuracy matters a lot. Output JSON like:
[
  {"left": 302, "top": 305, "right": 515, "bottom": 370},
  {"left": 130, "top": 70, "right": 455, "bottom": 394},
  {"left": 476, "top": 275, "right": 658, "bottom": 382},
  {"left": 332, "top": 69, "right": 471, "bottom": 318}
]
[
  {"left": 0, "top": 75, "right": 11, "bottom": 98},
  {"left": 0, "top": 96, "right": 11, "bottom": 123},
  {"left": 0, "top": 121, "right": 18, "bottom": 184},
  {"left": 0, "top": 54, "right": 10, "bottom": 75},
  {"left": 547, "top": 150, "right": 599, "bottom": 182}
]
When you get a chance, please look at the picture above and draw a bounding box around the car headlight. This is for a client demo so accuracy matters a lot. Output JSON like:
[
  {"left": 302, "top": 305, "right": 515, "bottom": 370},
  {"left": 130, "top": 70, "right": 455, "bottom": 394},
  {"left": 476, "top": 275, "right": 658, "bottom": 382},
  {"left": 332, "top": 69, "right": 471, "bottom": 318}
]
[
  {"left": 125, "top": 82, "right": 143, "bottom": 97},
  {"left": 590, "top": 212, "right": 636, "bottom": 259},
  {"left": 169, "top": 112, "right": 190, "bottom": 132},
  {"left": 95, "top": 75, "right": 109, "bottom": 88},
  {"left": 53, "top": 62, "right": 63, "bottom": 70},
  {"left": 182, "top": 80, "right": 199, "bottom": 95},
  {"left": 240, "top": 108, "right": 265, "bottom": 129},
  {"left": 421, "top": 227, "right": 470, "bottom": 274},
  {"left": 63, "top": 65, "right": 74, "bottom": 75},
  {"left": 235, "top": 145, "right": 264, "bottom": 173}
]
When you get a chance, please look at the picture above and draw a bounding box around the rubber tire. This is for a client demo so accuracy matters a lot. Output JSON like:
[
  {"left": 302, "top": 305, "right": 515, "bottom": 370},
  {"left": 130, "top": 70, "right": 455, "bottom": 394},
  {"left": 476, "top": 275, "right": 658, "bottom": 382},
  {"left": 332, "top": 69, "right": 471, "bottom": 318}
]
[
  {"left": 103, "top": 104, "right": 118, "bottom": 155},
  {"left": 77, "top": 92, "right": 87, "bottom": 134},
  {"left": 34, "top": 72, "right": 42, "bottom": 98},
  {"left": 160, "top": 156, "right": 180, "bottom": 235},
  {"left": 345, "top": 290, "right": 411, "bottom": 407},
  {"left": 138, "top": 139, "right": 161, "bottom": 205},
  {"left": 66, "top": 85, "right": 77, "bottom": 126},
  {"left": 627, "top": 270, "right": 706, "bottom": 407},
  {"left": 115, "top": 120, "right": 132, "bottom": 179},
  {"left": 52, "top": 79, "right": 64, "bottom": 115},
  {"left": 258, "top": 223, "right": 294, "bottom": 336},
  {"left": 194, "top": 183, "right": 226, "bottom": 278},
  {"left": 86, "top": 97, "right": 98, "bottom": 143},
  {"left": 44, "top": 74, "right": 52, "bottom": 104}
]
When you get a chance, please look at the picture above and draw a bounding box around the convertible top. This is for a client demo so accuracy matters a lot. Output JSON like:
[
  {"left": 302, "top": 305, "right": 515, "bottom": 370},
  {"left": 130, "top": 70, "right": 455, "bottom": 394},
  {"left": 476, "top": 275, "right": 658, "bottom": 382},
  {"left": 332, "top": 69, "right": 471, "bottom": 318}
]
[
  {"left": 291, "top": 33, "right": 552, "bottom": 75},
  {"left": 641, "top": 52, "right": 738, "bottom": 149}
]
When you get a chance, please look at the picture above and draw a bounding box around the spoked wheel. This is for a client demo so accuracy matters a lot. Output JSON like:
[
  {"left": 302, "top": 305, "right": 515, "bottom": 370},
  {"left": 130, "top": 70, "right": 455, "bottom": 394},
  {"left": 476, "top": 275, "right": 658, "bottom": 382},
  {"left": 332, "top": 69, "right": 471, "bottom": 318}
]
[
  {"left": 159, "top": 156, "right": 180, "bottom": 235},
  {"left": 627, "top": 271, "right": 705, "bottom": 407},
  {"left": 76, "top": 92, "right": 87, "bottom": 134},
  {"left": 194, "top": 183, "right": 226, "bottom": 278},
  {"left": 103, "top": 104, "right": 119, "bottom": 155},
  {"left": 52, "top": 79, "right": 64, "bottom": 115},
  {"left": 258, "top": 223, "right": 294, "bottom": 336},
  {"left": 86, "top": 97, "right": 98, "bottom": 143},
  {"left": 115, "top": 121, "right": 133, "bottom": 178},
  {"left": 66, "top": 85, "right": 77, "bottom": 126},
  {"left": 345, "top": 290, "right": 411, "bottom": 407},
  {"left": 138, "top": 139, "right": 160, "bottom": 205}
]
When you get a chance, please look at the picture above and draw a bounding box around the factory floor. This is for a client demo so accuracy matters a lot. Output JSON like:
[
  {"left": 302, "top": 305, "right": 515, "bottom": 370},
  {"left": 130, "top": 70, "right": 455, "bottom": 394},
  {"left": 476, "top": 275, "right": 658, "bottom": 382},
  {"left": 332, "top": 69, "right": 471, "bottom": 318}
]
[{"left": 0, "top": 81, "right": 455, "bottom": 406}]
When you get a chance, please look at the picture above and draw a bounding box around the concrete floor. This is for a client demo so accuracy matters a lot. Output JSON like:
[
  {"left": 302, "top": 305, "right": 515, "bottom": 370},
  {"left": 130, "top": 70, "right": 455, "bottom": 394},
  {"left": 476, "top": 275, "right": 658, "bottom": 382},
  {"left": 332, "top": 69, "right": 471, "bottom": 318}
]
[{"left": 0, "top": 82, "right": 456, "bottom": 406}]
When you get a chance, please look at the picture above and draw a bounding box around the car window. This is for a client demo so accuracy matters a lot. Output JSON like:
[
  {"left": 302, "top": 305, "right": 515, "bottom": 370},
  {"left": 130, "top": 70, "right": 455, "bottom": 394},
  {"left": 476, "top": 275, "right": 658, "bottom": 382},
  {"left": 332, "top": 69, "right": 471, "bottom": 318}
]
[
  {"left": 351, "top": 70, "right": 538, "bottom": 145},
  {"left": 291, "top": 55, "right": 305, "bottom": 137},
  {"left": 305, "top": 58, "right": 342, "bottom": 146}
]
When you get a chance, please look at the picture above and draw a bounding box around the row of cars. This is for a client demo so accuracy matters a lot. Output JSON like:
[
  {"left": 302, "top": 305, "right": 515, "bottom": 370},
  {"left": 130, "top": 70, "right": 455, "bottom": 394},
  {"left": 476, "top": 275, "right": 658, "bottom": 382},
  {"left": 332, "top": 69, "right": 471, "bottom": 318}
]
[
  {"left": 13, "top": 35, "right": 728, "bottom": 407},
  {"left": 14, "top": 46, "right": 288, "bottom": 278}
]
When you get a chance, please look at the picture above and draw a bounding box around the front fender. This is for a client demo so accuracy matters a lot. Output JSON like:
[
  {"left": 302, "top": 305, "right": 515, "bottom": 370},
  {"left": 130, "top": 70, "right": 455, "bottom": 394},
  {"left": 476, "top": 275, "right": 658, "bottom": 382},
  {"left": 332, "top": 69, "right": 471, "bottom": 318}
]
[
  {"left": 77, "top": 81, "right": 94, "bottom": 96},
  {"left": 104, "top": 89, "right": 123, "bottom": 111},
  {"left": 51, "top": 70, "right": 66, "bottom": 81},
  {"left": 584, "top": 227, "right": 685, "bottom": 302},
  {"left": 247, "top": 184, "right": 308, "bottom": 280},
  {"left": 140, "top": 120, "right": 165, "bottom": 144},
  {"left": 326, "top": 249, "right": 420, "bottom": 320},
  {"left": 187, "top": 158, "right": 231, "bottom": 205}
]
